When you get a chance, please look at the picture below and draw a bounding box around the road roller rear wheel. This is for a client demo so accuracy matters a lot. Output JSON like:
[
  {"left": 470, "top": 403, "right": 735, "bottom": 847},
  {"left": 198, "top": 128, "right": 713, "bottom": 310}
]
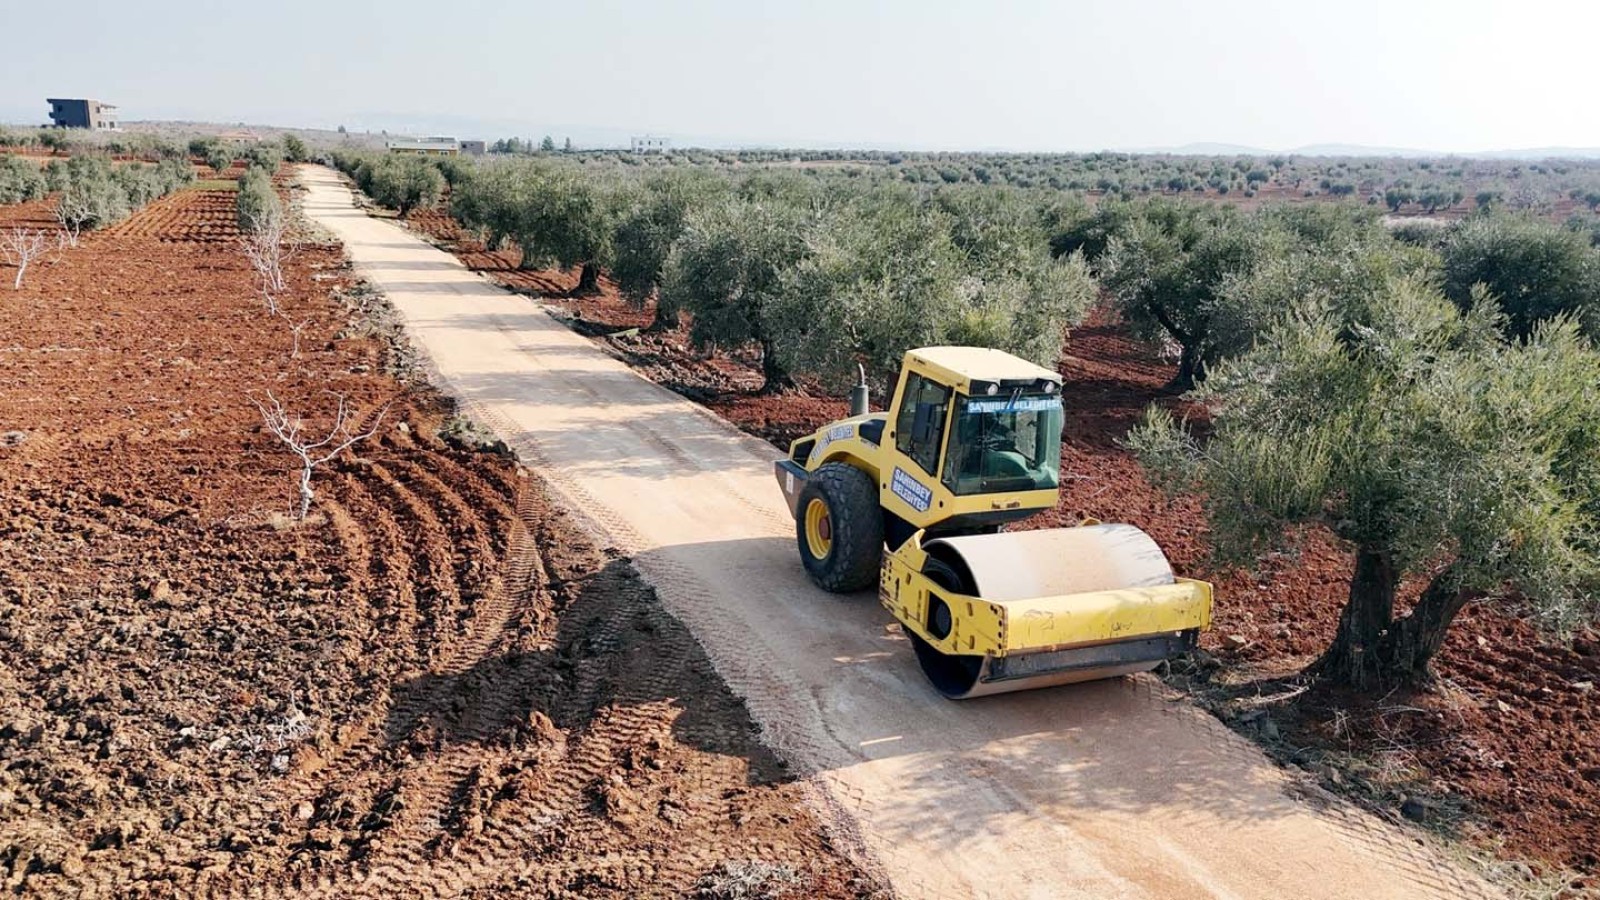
[{"left": 795, "top": 462, "right": 882, "bottom": 592}]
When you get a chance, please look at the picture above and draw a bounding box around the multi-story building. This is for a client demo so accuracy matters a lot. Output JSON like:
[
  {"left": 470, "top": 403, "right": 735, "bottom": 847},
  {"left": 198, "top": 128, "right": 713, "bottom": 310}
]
[{"left": 47, "top": 98, "right": 119, "bottom": 131}]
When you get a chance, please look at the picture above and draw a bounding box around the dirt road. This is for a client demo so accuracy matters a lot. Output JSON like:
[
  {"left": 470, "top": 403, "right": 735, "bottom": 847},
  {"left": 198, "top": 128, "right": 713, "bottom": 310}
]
[{"left": 300, "top": 166, "right": 1500, "bottom": 900}]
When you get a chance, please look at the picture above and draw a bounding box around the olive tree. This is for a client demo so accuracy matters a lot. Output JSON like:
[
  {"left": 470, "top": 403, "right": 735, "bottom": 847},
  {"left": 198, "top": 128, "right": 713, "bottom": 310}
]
[
  {"left": 1129, "top": 278, "right": 1600, "bottom": 689},
  {"left": 455, "top": 160, "right": 613, "bottom": 294},
  {"left": 55, "top": 172, "right": 131, "bottom": 233},
  {"left": 511, "top": 164, "right": 614, "bottom": 294},
  {"left": 433, "top": 155, "right": 474, "bottom": 188},
  {"left": 934, "top": 186, "right": 1097, "bottom": 367},
  {"left": 610, "top": 170, "right": 729, "bottom": 329},
  {"left": 942, "top": 252, "right": 1097, "bottom": 369},
  {"left": 282, "top": 134, "right": 309, "bottom": 164},
  {"left": 1567, "top": 212, "right": 1600, "bottom": 249},
  {"left": 766, "top": 192, "right": 963, "bottom": 388},
  {"left": 204, "top": 144, "right": 237, "bottom": 176},
  {"left": 0, "top": 156, "right": 47, "bottom": 205},
  {"left": 1208, "top": 205, "right": 1428, "bottom": 360},
  {"left": 1045, "top": 198, "right": 1132, "bottom": 263},
  {"left": 1098, "top": 200, "right": 1265, "bottom": 388},
  {"left": 449, "top": 159, "right": 523, "bottom": 248},
  {"left": 362, "top": 155, "right": 445, "bottom": 217},
  {"left": 1440, "top": 214, "right": 1600, "bottom": 338},
  {"left": 660, "top": 199, "right": 810, "bottom": 392},
  {"left": 236, "top": 167, "right": 283, "bottom": 233},
  {"left": 759, "top": 186, "right": 1095, "bottom": 391}
]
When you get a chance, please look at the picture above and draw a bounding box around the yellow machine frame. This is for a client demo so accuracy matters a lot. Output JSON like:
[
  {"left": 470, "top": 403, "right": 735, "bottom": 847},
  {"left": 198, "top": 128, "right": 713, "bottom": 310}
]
[
  {"left": 880, "top": 534, "right": 1213, "bottom": 659},
  {"left": 775, "top": 346, "right": 1215, "bottom": 698}
]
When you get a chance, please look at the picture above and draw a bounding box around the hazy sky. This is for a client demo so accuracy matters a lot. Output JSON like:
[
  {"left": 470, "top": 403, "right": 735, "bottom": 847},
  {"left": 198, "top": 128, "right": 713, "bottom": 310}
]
[{"left": 4, "top": 0, "right": 1598, "bottom": 151}]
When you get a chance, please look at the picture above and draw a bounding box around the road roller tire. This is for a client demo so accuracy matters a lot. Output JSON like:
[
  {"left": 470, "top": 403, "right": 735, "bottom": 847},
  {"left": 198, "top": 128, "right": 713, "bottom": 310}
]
[{"left": 796, "top": 462, "right": 882, "bottom": 593}]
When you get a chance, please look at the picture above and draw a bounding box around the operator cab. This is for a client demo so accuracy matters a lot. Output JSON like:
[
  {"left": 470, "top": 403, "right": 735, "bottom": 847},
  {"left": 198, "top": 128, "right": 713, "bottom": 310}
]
[
  {"left": 886, "top": 347, "right": 1065, "bottom": 539},
  {"left": 897, "top": 380, "right": 1062, "bottom": 497}
]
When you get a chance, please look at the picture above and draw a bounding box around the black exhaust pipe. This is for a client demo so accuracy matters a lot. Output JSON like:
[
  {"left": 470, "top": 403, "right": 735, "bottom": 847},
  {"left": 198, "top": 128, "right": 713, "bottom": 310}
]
[{"left": 848, "top": 363, "right": 869, "bottom": 417}]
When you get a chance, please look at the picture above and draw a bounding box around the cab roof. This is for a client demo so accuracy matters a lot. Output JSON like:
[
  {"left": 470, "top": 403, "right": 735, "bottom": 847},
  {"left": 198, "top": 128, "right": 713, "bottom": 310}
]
[{"left": 907, "top": 346, "right": 1062, "bottom": 391}]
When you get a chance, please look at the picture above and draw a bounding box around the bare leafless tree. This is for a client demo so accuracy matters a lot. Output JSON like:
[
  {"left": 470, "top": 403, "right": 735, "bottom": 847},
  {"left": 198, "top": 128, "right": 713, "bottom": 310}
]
[
  {"left": 241, "top": 212, "right": 299, "bottom": 314},
  {"left": 250, "top": 390, "right": 385, "bottom": 520},
  {"left": 54, "top": 195, "right": 87, "bottom": 249},
  {"left": 0, "top": 228, "right": 51, "bottom": 289},
  {"left": 278, "top": 311, "right": 315, "bottom": 358}
]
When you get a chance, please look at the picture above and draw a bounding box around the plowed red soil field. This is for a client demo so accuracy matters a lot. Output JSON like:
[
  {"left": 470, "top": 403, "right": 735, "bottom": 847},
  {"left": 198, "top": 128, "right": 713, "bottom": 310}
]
[
  {"left": 102, "top": 188, "right": 241, "bottom": 243},
  {"left": 0, "top": 187, "right": 878, "bottom": 898},
  {"left": 0, "top": 198, "right": 58, "bottom": 230},
  {"left": 405, "top": 201, "right": 1600, "bottom": 894}
]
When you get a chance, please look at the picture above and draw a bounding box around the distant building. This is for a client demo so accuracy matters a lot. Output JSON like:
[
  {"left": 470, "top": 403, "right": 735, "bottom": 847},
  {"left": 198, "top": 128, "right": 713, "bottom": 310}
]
[
  {"left": 631, "top": 135, "right": 670, "bottom": 154},
  {"left": 459, "top": 140, "right": 487, "bottom": 156},
  {"left": 387, "top": 137, "right": 460, "bottom": 156},
  {"left": 47, "top": 98, "right": 118, "bottom": 131}
]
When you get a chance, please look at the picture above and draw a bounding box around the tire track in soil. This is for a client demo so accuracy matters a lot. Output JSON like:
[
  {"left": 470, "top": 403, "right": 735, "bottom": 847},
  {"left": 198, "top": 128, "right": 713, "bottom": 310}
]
[
  {"left": 320, "top": 544, "right": 740, "bottom": 899},
  {"left": 194, "top": 466, "right": 837, "bottom": 900},
  {"left": 12, "top": 479, "right": 431, "bottom": 900},
  {"left": 244, "top": 473, "right": 427, "bottom": 849},
  {"left": 361, "top": 461, "right": 467, "bottom": 664},
  {"left": 202, "top": 494, "right": 387, "bottom": 865},
  {"left": 326, "top": 467, "right": 539, "bottom": 891},
  {"left": 388, "top": 456, "right": 513, "bottom": 618},
  {"left": 261, "top": 452, "right": 525, "bottom": 891},
  {"left": 186, "top": 466, "right": 545, "bottom": 900},
  {"left": 440, "top": 392, "right": 888, "bottom": 892}
]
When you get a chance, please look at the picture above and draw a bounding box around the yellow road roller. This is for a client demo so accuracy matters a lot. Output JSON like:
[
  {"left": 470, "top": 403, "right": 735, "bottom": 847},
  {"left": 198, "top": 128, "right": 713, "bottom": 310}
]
[{"left": 774, "top": 347, "right": 1213, "bottom": 698}]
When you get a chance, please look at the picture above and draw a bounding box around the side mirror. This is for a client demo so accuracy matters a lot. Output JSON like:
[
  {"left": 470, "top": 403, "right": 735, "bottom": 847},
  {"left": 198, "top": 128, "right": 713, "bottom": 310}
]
[{"left": 911, "top": 401, "right": 942, "bottom": 445}]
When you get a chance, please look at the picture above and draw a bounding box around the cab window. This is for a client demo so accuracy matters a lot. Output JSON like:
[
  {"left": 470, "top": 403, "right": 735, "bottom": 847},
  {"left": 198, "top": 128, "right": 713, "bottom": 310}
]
[
  {"left": 894, "top": 373, "right": 950, "bottom": 476},
  {"left": 942, "top": 392, "right": 1063, "bottom": 495}
]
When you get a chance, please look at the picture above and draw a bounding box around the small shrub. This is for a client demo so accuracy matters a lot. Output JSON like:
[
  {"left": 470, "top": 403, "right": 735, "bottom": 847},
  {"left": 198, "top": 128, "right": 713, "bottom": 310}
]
[
  {"left": 695, "top": 860, "right": 803, "bottom": 900},
  {"left": 0, "top": 156, "right": 47, "bottom": 204},
  {"left": 282, "top": 134, "right": 309, "bottom": 163},
  {"left": 237, "top": 168, "right": 283, "bottom": 234},
  {"left": 204, "top": 144, "right": 236, "bottom": 176}
]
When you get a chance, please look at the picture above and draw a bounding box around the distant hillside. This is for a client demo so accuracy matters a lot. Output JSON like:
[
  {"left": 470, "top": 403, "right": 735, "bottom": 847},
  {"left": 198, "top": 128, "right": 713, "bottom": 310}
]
[
  {"left": 1466, "top": 146, "right": 1600, "bottom": 160},
  {"left": 1137, "top": 141, "right": 1600, "bottom": 160},
  {"left": 8, "top": 113, "right": 1599, "bottom": 160}
]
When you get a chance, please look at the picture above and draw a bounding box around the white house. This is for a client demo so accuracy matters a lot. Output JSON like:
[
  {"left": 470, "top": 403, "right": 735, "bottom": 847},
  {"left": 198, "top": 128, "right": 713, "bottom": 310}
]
[{"left": 630, "top": 135, "right": 671, "bottom": 154}]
